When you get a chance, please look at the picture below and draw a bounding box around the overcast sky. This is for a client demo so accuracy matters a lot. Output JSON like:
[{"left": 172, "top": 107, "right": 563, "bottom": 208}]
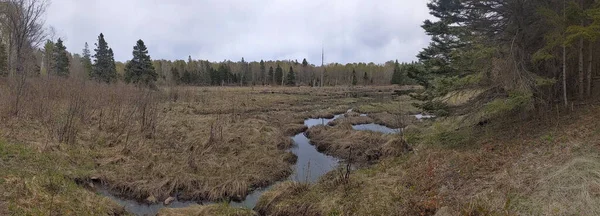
[{"left": 46, "top": 0, "right": 432, "bottom": 64}]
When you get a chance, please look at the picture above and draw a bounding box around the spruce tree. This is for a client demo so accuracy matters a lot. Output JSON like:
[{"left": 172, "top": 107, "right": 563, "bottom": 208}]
[
  {"left": 351, "top": 69, "right": 358, "bottom": 85},
  {"left": 391, "top": 60, "right": 402, "bottom": 85},
  {"left": 81, "top": 42, "right": 93, "bottom": 78},
  {"left": 53, "top": 38, "right": 70, "bottom": 77},
  {"left": 124, "top": 39, "right": 157, "bottom": 86},
  {"left": 268, "top": 66, "right": 274, "bottom": 85},
  {"left": 275, "top": 64, "right": 283, "bottom": 85},
  {"left": 363, "top": 71, "right": 369, "bottom": 86},
  {"left": 259, "top": 60, "right": 266, "bottom": 85},
  {"left": 286, "top": 66, "right": 296, "bottom": 86},
  {"left": 92, "top": 33, "right": 117, "bottom": 83}
]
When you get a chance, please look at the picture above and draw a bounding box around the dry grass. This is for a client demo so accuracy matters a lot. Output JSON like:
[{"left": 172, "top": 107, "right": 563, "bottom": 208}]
[
  {"left": 257, "top": 103, "right": 600, "bottom": 215},
  {"left": 0, "top": 140, "right": 126, "bottom": 215},
  {"left": 327, "top": 115, "right": 374, "bottom": 126},
  {"left": 158, "top": 203, "right": 255, "bottom": 216},
  {"left": 0, "top": 76, "right": 413, "bottom": 214},
  {"left": 305, "top": 124, "right": 411, "bottom": 164},
  {"left": 254, "top": 182, "right": 320, "bottom": 216}
]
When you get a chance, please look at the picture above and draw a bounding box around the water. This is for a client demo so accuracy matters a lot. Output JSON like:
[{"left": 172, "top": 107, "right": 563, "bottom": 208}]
[
  {"left": 93, "top": 114, "right": 345, "bottom": 215},
  {"left": 304, "top": 114, "right": 343, "bottom": 127},
  {"left": 352, "top": 124, "right": 400, "bottom": 134},
  {"left": 94, "top": 185, "right": 201, "bottom": 216},
  {"left": 92, "top": 113, "right": 398, "bottom": 215},
  {"left": 231, "top": 115, "right": 341, "bottom": 209}
]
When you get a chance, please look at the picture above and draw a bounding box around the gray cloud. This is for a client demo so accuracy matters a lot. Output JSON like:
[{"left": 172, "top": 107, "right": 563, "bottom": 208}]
[{"left": 46, "top": 0, "right": 431, "bottom": 64}]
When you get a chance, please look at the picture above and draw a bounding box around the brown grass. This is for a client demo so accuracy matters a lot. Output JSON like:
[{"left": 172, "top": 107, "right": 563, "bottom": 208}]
[
  {"left": 158, "top": 204, "right": 256, "bottom": 216},
  {"left": 305, "top": 124, "right": 411, "bottom": 164},
  {"left": 257, "top": 103, "right": 600, "bottom": 215},
  {"left": 0, "top": 76, "right": 413, "bottom": 213},
  {"left": 327, "top": 115, "right": 374, "bottom": 126},
  {"left": 254, "top": 182, "right": 320, "bottom": 216}
]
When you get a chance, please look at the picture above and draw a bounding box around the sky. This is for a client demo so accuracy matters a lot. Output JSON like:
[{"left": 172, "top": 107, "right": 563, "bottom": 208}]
[{"left": 46, "top": 0, "right": 432, "bottom": 64}]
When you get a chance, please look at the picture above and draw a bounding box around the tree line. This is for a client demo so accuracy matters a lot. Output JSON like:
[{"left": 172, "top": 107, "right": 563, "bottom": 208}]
[{"left": 0, "top": 1, "right": 417, "bottom": 88}]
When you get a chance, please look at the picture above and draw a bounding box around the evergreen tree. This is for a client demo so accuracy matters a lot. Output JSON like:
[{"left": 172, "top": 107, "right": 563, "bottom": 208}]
[
  {"left": 302, "top": 58, "right": 308, "bottom": 67},
  {"left": 171, "top": 67, "right": 181, "bottom": 84},
  {"left": 92, "top": 33, "right": 117, "bottom": 83},
  {"left": 286, "top": 66, "right": 296, "bottom": 86},
  {"left": 363, "top": 71, "right": 369, "bottom": 86},
  {"left": 43, "top": 40, "right": 55, "bottom": 76},
  {"left": 81, "top": 42, "right": 93, "bottom": 78},
  {"left": 351, "top": 69, "right": 358, "bottom": 85},
  {"left": 259, "top": 60, "right": 266, "bottom": 85},
  {"left": 218, "top": 63, "right": 229, "bottom": 85},
  {"left": 275, "top": 64, "right": 283, "bottom": 85},
  {"left": 124, "top": 39, "right": 157, "bottom": 86},
  {"left": 108, "top": 48, "right": 117, "bottom": 80},
  {"left": 53, "top": 38, "right": 70, "bottom": 77},
  {"left": 268, "top": 66, "right": 274, "bottom": 85},
  {"left": 391, "top": 60, "right": 402, "bottom": 84}
]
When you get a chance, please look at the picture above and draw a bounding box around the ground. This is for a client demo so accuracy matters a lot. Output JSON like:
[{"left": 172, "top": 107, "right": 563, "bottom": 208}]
[
  {"left": 2, "top": 78, "right": 598, "bottom": 215},
  {"left": 0, "top": 78, "right": 415, "bottom": 215}
]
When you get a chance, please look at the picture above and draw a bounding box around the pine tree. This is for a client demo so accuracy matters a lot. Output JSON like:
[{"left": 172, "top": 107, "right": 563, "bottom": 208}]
[
  {"left": 92, "top": 33, "right": 117, "bottom": 83},
  {"left": 259, "top": 60, "right": 266, "bottom": 85},
  {"left": 363, "top": 71, "right": 369, "bottom": 86},
  {"left": 286, "top": 66, "right": 296, "bottom": 86},
  {"left": 351, "top": 69, "right": 358, "bottom": 85},
  {"left": 391, "top": 60, "right": 402, "bottom": 85},
  {"left": 53, "top": 38, "right": 70, "bottom": 77},
  {"left": 124, "top": 39, "right": 157, "bottom": 86},
  {"left": 268, "top": 66, "right": 274, "bottom": 85},
  {"left": 275, "top": 64, "right": 283, "bottom": 85},
  {"left": 302, "top": 58, "right": 308, "bottom": 67},
  {"left": 81, "top": 42, "right": 93, "bottom": 78}
]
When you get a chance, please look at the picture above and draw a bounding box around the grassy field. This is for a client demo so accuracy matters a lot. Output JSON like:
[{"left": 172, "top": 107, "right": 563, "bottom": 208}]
[{"left": 0, "top": 77, "right": 416, "bottom": 215}]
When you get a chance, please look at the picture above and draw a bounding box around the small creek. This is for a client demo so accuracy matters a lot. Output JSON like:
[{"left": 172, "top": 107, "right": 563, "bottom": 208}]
[{"left": 93, "top": 113, "right": 403, "bottom": 215}]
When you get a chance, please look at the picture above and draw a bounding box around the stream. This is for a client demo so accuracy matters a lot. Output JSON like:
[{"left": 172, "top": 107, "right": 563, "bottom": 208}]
[{"left": 94, "top": 113, "right": 404, "bottom": 216}]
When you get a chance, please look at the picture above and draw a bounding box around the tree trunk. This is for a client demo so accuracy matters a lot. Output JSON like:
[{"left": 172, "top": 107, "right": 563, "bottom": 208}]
[
  {"left": 587, "top": 40, "right": 593, "bottom": 97},
  {"left": 579, "top": 38, "right": 584, "bottom": 100}
]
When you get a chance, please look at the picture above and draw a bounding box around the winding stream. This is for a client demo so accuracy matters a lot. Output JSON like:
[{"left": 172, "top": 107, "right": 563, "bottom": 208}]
[{"left": 94, "top": 113, "right": 402, "bottom": 215}]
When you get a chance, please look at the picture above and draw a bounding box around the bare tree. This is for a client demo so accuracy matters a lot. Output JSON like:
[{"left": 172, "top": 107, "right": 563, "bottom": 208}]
[
  {"left": 2, "top": 0, "right": 48, "bottom": 76},
  {"left": 1, "top": 0, "right": 49, "bottom": 115}
]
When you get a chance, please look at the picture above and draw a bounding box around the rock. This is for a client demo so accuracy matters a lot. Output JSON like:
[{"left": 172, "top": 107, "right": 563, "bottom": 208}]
[
  {"left": 164, "top": 196, "right": 176, "bottom": 205},
  {"left": 88, "top": 182, "right": 94, "bottom": 188},
  {"left": 146, "top": 195, "right": 158, "bottom": 204}
]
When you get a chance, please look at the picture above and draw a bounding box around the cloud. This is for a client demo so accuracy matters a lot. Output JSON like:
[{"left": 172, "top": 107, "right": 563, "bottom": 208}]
[{"left": 46, "top": 0, "right": 432, "bottom": 64}]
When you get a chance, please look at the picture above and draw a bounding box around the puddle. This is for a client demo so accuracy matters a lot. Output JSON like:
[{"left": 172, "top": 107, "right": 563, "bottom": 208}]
[{"left": 352, "top": 124, "right": 400, "bottom": 134}]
